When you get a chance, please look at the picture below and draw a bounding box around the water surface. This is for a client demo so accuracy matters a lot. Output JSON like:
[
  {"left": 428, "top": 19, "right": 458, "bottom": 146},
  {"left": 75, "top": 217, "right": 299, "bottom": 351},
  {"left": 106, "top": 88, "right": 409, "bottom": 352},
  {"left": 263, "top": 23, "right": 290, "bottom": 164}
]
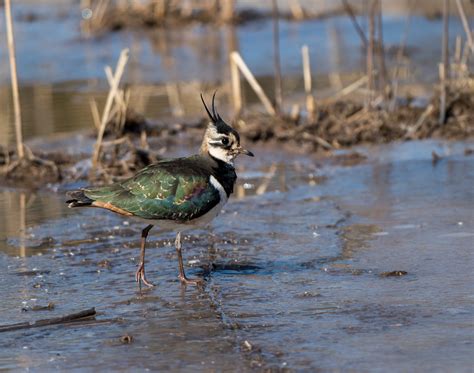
[{"left": 0, "top": 140, "right": 472, "bottom": 371}]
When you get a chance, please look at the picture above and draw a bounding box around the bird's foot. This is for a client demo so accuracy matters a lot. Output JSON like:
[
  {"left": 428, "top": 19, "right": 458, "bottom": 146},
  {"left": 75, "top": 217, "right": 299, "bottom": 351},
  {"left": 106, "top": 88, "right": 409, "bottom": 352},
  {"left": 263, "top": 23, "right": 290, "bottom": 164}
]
[
  {"left": 178, "top": 275, "right": 204, "bottom": 286},
  {"left": 135, "top": 263, "right": 154, "bottom": 288}
]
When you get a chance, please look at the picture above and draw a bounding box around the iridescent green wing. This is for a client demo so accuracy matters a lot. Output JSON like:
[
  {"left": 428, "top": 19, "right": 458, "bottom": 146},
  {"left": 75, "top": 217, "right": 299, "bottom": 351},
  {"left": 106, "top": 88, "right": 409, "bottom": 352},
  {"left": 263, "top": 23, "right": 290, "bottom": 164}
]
[{"left": 83, "top": 158, "right": 221, "bottom": 221}]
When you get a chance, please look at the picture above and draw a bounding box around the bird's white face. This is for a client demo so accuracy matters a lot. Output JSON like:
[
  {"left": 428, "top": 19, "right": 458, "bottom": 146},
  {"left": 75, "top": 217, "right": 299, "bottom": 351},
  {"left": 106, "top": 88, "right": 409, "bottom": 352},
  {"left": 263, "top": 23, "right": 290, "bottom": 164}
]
[
  {"left": 206, "top": 127, "right": 242, "bottom": 164},
  {"left": 199, "top": 93, "right": 253, "bottom": 164}
]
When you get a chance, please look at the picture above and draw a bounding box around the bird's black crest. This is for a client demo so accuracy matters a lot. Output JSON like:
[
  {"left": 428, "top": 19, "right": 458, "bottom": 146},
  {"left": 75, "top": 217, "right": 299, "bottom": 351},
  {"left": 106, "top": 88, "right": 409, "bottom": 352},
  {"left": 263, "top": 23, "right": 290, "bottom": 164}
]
[
  {"left": 200, "top": 92, "right": 240, "bottom": 141},
  {"left": 200, "top": 91, "right": 222, "bottom": 123}
]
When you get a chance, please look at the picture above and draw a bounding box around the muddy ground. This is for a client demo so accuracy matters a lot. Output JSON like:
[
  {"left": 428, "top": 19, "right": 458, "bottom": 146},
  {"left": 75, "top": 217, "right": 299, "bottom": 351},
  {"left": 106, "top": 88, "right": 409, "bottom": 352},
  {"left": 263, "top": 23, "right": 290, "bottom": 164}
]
[{"left": 2, "top": 91, "right": 473, "bottom": 188}]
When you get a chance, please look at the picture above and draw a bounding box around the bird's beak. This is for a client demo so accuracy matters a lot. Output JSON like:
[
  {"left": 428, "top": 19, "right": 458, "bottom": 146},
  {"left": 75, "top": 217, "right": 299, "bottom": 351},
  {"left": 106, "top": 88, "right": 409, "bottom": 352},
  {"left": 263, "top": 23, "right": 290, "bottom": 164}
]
[{"left": 237, "top": 147, "right": 254, "bottom": 157}]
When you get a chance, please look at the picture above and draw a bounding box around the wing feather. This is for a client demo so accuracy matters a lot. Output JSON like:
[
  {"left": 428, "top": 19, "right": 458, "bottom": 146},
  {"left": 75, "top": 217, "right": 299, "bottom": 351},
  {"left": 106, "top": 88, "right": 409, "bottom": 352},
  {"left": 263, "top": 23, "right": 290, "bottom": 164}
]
[{"left": 83, "top": 158, "right": 221, "bottom": 221}]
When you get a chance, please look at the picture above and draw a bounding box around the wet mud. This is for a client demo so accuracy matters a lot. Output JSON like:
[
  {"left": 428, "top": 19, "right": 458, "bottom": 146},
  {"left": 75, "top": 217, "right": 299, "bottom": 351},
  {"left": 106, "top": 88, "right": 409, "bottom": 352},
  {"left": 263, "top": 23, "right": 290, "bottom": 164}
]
[{"left": 0, "top": 140, "right": 472, "bottom": 371}]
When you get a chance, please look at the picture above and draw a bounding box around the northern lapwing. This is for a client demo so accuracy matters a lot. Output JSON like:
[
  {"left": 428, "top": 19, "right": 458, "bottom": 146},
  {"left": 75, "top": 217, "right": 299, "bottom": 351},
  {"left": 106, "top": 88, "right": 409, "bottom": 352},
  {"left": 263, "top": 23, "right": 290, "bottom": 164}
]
[{"left": 66, "top": 93, "right": 253, "bottom": 288}]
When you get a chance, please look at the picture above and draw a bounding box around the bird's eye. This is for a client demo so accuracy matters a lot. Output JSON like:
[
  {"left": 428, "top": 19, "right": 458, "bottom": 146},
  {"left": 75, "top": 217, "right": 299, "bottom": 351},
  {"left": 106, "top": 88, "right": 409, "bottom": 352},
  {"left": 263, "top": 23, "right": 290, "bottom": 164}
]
[{"left": 221, "top": 137, "right": 229, "bottom": 145}]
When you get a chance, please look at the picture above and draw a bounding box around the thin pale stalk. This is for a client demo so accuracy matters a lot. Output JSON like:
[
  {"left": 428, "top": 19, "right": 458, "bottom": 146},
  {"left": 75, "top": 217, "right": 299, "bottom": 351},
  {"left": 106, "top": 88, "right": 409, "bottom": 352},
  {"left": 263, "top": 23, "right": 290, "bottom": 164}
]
[
  {"left": 220, "top": 0, "right": 235, "bottom": 22},
  {"left": 230, "top": 52, "right": 276, "bottom": 116},
  {"left": 439, "top": 0, "right": 449, "bottom": 125},
  {"left": 376, "top": 0, "right": 387, "bottom": 95},
  {"left": 366, "top": 0, "right": 376, "bottom": 108},
  {"left": 91, "top": 48, "right": 129, "bottom": 170},
  {"left": 272, "top": 0, "right": 283, "bottom": 113},
  {"left": 5, "top": 0, "right": 24, "bottom": 159},
  {"left": 341, "top": 0, "right": 368, "bottom": 49},
  {"left": 301, "top": 45, "right": 315, "bottom": 119},
  {"left": 455, "top": 0, "right": 474, "bottom": 53},
  {"left": 230, "top": 53, "right": 242, "bottom": 115}
]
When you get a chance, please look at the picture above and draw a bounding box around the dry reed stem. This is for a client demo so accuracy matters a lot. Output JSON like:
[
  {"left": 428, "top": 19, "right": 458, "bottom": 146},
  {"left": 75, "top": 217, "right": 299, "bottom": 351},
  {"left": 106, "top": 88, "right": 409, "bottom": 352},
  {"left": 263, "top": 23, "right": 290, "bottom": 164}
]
[
  {"left": 301, "top": 45, "right": 315, "bottom": 119},
  {"left": 411, "top": 104, "right": 434, "bottom": 135},
  {"left": 289, "top": 0, "right": 305, "bottom": 20},
  {"left": 166, "top": 83, "right": 184, "bottom": 117},
  {"left": 256, "top": 163, "right": 277, "bottom": 195},
  {"left": 5, "top": 0, "right": 24, "bottom": 160},
  {"left": 376, "top": 0, "right": 387, "bottom": 95},
  {"left": 366, "top": 0, "right": 376, "bottom": 108},
  {"left": 220, "top": 0, "right": 235, "bottom": 22},
  {"left": 91, "top": 48, "right": 129, "bottom": 170},
  {"left": 341, "top": 0, "right": 368, "bottom": 49},
  {"left": 461, "top": 39, "right": 471, "bottom": 65},
  {"left": 230, "top": 52, "right": 276, "bottom": 116},
  {"left": 230, "top": 51, "right": 242, "bottom": 114},
  {"left": 89, "top": 99, "right": 101, "bottom": 130},
  {"left": 272, "top": 0, "right": 283, "bottom": 112},
  {"left": 330, "top": 75, "right": 369, "bottom": 101},
  {"left": 439, "top": 0, "right": 449, "bottom": 124},
  {"left": 455, "top": 35, "right": 462, "bottom": 63},
  {"left": 455, "top": 0, "right": 474, "bottom": 54},
  {"left": 389, "top": 0, "right": 415, "bottom": 111}
]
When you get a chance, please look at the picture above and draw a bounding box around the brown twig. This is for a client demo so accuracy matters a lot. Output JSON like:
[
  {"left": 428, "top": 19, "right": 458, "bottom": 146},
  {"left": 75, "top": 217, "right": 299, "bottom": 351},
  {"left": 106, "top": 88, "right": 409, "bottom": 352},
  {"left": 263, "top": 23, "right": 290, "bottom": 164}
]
[
  {"left": 341, "top": 0, "right": 368, "bottom": 49},
  {"left": 390, "top": 0, "right": 415, "bottom": 111},
  {"left": 0, "top": 308, "right": 96, "bottom": 333},
  {"left": 439, "top": 0, "right": 449, "bottom": 125},
  {"left": 455, "top": 0, "right": 474, "bottom": 54},
  {"left": 376, "top": 0, "right": 387, "bottom": 95},
  {"left": 272, "top": 0, "right": 283, "bottom": 113},
  {"left": 220, "top": 0, "right": 235, "bottom": 23},
  {"left": 366, "top": 0, "right": 377, "bottom": 108}
]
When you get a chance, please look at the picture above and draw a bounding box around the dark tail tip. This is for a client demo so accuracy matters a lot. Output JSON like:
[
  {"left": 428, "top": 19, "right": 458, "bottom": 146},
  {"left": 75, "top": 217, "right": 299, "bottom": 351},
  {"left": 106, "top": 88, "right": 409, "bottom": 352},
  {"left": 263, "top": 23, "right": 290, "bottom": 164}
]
[{"left": 66, "top": 190, "right": 93, "bottom": 208}]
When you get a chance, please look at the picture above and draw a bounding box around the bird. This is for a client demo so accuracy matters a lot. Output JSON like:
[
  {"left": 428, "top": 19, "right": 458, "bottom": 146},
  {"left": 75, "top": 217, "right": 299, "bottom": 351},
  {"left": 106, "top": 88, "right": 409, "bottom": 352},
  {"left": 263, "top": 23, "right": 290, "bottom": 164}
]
[{"left": 66, "top": 93, "right": 253, "bottom": 288}]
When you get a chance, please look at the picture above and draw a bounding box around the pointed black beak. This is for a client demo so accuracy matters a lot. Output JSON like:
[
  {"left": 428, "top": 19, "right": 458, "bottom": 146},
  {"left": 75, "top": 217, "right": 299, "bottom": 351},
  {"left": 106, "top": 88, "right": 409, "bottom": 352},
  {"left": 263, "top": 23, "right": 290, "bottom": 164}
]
[{"left": 238, "top": 147, "right": 254, "bottom": 157}]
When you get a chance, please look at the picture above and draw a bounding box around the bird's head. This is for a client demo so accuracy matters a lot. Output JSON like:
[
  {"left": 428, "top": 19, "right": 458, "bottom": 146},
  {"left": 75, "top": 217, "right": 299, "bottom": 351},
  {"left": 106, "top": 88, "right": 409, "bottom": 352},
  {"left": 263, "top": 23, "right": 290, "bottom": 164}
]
[{"left": 200, "top": 93, "right": 254, "bottom": 164}]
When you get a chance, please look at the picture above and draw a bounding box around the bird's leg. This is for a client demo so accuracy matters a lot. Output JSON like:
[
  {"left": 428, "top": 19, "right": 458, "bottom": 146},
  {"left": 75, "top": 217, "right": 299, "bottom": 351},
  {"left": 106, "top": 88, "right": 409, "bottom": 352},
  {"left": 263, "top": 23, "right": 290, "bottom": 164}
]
[
  {"left": 175, "top": 232, "right": 203, "bottom": 286},
  {"left": 135, "top": 224, "right": 154, "bottom": 289}
]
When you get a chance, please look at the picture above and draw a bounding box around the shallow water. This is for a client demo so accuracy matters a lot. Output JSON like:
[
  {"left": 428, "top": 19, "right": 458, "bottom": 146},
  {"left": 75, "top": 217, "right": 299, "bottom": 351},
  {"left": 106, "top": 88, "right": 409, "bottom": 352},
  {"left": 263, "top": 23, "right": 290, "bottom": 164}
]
[{"left": 0, "top": 140, "right": 472, "bottom": 371}]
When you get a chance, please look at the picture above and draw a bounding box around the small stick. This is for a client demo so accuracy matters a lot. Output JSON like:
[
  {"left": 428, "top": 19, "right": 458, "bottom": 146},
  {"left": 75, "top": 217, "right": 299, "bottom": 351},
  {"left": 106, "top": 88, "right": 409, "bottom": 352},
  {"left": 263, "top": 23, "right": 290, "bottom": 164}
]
[
  {"left": 289, "top": 0, "right": 305, "bottom": 20},
  {"left": 230, "top": 52, "right": 276, "bottom": 115},
  {"left": 301, "top": 45, "right": 315, "bottom": 119},
  {"left": 330, "top": 75, "right": 369, "bottom": 101},
  {"left": 411, "top": 104, "right": 434, "bottom": 135},
  {"left": 105, "top": 66, "right": 126, "bottom": 109},
  {"left": 256, "top": 164, "right": 278, "bottom": 195},
  {"left": 389, "top": 1, "right": 414, "bottom": 111},
  {"left": 455, "top": 0, "right": 474, "bottom": 53},
  {"left": 230, "top": 51, "right": 242, "bottom": 115},
  {"left": 439, "top": 0, "right": 449, "bottom": 125},
  {"left": 341, "top": 0, "right": 368, "bottom": 49},
  {"left": 376, "top": 0, "right": 387, "bottom": 95},
  {"left": 328, "top": 24, "right": 343, "bottom": 90},
  {"left": 5, "top": 0, "right": 24, "bottom": 160},
  {"left": 454, "top": 35, "right": 462, "bottom": 64},
  {"left": 461, "top": 39, "right": 470, "bottom": 65},
  {"left": 166, "top": 83, "right": 184, "bottom": 117},
  {"left": 89, "top": 99, "right": 101, "bottom": 130},
  {"left": 272, "top": 0, "right": 283, "bottom": 113},
  {"left": 91, "top": 48, "right": 129, "bottom": 170},
  {"left": 0, "top": 308, "right": 96, "bottom": 333},
  {"left": 220, "top": 0, "right": 235, "bottom": 23},
  {"left": 366, "top": 0, "right": 376, "bottom": 108}
]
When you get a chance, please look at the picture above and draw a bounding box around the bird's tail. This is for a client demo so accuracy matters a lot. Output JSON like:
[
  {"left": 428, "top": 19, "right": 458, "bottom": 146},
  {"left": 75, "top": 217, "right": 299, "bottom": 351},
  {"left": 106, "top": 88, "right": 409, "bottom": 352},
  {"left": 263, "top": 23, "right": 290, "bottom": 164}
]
[{"left": 66, "top": 190, "right": 94, "bottom": 208}]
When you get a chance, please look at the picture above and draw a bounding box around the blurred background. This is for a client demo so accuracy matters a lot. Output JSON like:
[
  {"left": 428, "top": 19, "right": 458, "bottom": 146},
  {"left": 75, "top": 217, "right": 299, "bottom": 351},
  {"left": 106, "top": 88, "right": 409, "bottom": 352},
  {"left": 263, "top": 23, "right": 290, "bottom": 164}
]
[{"left": 0, "top": 0, "right": 472, "bottom": 145}]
